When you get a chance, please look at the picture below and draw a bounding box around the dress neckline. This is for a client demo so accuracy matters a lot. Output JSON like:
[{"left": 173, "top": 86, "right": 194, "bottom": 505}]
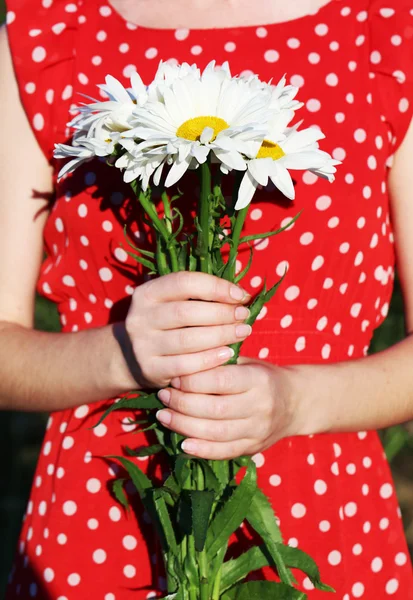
[{"left": 100, "top": 0, "right": 341, "bottom": 33}]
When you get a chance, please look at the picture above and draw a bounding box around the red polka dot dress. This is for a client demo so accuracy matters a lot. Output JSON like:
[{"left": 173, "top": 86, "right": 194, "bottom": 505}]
[{"left": 5, "top": 0, "right": 413, "bottom": 597}]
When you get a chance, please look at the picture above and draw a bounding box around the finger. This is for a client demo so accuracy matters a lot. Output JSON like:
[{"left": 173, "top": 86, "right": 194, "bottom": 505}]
[
  {"left": 151, "top": 301, "right": 250, "bottom": 330},
  {"left": 159, "top": 345, "right": 236, "bottom": 378},
  {"left": 156, "top": 409, "right": 251, "bottom": 442},
  {"left": 181, "top": 438, "right": 253, "bottom": 460},
  {"left": 172, "top": 365, "right": 252, "bottom": 395},
  {"left": 158, "top": 388, "right": 250, "bottom": 419},
  {"left": 141, "top": 271, "right": 251, "bottom": 304},
  {"left": 158, "top": 323, "right": 252, "bottom": 355}
]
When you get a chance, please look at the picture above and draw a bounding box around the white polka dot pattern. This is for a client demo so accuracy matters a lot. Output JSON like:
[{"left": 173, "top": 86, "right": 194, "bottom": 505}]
[{"left": 5, "top": 0, "right": 413, "bottom": 597}]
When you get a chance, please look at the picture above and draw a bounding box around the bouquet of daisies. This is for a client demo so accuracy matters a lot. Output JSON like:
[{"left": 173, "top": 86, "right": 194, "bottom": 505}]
[{"left": 55, "top": 60, "right": 339, "bottom": 600}]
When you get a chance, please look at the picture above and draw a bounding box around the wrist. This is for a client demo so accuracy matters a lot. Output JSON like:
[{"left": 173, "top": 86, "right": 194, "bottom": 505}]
[
  {"left": 277, "top": 363, "right": 333, "bottom": 437},
  {"left": 108, "top": 322, "right": 142, "bottom": 394}
]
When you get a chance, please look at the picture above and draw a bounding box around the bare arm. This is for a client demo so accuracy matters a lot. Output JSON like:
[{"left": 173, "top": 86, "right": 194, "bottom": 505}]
[
  {"left": 0, "top": 27, "right": 251, "bottom": 412},
  {"left": 0, "top": 26, "right": 138, "bottom": 411}
]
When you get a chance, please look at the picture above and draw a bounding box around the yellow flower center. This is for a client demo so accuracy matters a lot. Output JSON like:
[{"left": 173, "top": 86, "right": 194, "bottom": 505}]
[
  {"left": 257, "top": 139, "right": 285, "bottom": 160},
  {"left": 176, "top": 116, "right": 229, "bottom": 142}
]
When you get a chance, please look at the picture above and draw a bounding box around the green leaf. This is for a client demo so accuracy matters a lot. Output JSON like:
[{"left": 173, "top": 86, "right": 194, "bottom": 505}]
[
  {"left": 234, "top": 242, "right": 253, "bottom": 284},
  {"left": 221, "top": 544, "right": 335, "bottom": 594},
  {"left": 112, "top": 478, "right": 129, "bottom": 511},
  {"left": 153, "top": 486, "right": 177, "bottom": 508},
  {"left": 206, "top": 459, "right": 257, "bottom": 559},
  {"left": 163, "top": 473, "right": 181, "bottom": 496},
  {"left": 167, "top": 207, "right": 184, "bottom": 247},
  {"left": 274, "top": 546, "right": 335, "bottom": 593},
  {"left": 209, "top": 458, "right": 230, "bottom": 490},
  {"left": 125, "top": 444, "right": 163, "bottom": 457},
  {"left": 174, "top": 454, "right": 193, "bottom": 489},
  {"left": 123, "top": 249, "right": 157, "bottom": 272},
  {"left": 93, "top": 394, "right": 163, "bottom": 427},
  {"left": 246, "top": 490, "right": 294, "bottom": 585},
  {"left": 121, "top": 225, "right": 156, "bottom": 257},
  {"left": 153, "top": 492, "right": 179, "bottom": 557},
  {"left": 239, "top": 211, "right": 302, "bottom": 245},
  {"left": 222, "top": 581, "right": 306, "bottom": 600},
  {"left": 177, "top": 491, "right": 192, "bottom": 537},
  {"left": 107, "top": 456, "right": 152, "bottom": 497},
  {"left": 198, "top": 459, "right": 222, "bottom": 493},
  {"left": 221, "top": 546, "right": 268, "bottom": 591},
  {"left": 132, "top": 422, "right": 158, "bottom": 434},
  {"left": 190, "top": 490, "right": 216, "bottom": 552}
]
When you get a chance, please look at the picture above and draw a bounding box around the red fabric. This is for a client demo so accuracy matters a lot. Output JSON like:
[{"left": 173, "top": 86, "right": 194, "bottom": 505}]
[{"left": 5, "top": 0, "right": 413, "bottom": 597}]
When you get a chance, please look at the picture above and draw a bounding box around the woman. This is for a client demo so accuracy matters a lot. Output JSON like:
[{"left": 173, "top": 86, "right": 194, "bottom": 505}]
[{"left": 2, "top": 0, "right": 413, "bottom": 597}]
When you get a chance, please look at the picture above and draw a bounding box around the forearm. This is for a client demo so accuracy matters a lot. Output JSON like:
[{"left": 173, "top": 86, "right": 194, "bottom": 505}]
[
  {"left": 293, "top": 334, "right": 413, "bottom": 435},
  {"left": 0, "top": 321, "right": 138, "bottom": 412}
]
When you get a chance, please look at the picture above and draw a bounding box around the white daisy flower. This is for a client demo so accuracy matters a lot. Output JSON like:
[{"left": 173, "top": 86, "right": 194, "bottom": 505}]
[
  {"left": 68, "top": 72, "right": 149, "bottom": 141},
  {"left": 247, "top": 73, "right": 303, "bottom": 116},
  {"left": 55, "top": 126, "right": 123, "bottom": 179},
  {"left": 236, "top": 119, "right": 340, "bottom": 209},
  {"left": 55, "top": 73, "right": 148, "bottom": 179},
  {"left": 120, "top": 61, "right": 271, "bottom": 189}
]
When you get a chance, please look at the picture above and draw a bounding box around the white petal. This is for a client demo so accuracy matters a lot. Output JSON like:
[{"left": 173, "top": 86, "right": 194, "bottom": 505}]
[
  {"left": 213, "top": 148, "right": 247, "bottom": 171},
  {"left": 200, "top": 126, "right": 214, "bottom": 144},
  {"left": 192, "top": 144, "right": 210, "bottom": 163},
  {"left": 248, "top": 158, "right": 270, "bottom": 187},
  {"left": 130, "top": 72, "right": 146, "bottom": 98},
  {"left": 270, "top": 163, "right": 295, "bottom": 200},
  {"left": 279, "top": 151, "right": 328, "bottom": 170},
  {"left": 235, "top": 171, "right": 258, "bottom": 210},
  {"left": 153, "top": 160, "right": 166, "bottom": 186},
  {"left": 165, "top": 157, "right": 191, "bottom": 187},
  {"left": 281, "top": 127, "right": 325, "bottom": 153},
  {"left": 104, "top": 75, "right": 132, "bottom": 104},
  {"left": 178, "top": 141, "right": 192, "bottom": 162}
]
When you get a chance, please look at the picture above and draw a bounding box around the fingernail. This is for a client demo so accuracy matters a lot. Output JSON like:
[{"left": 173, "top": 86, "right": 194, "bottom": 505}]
[
  {"left": 217, "top": 347, "right": 235, "bottom": 360},
  {"left": 156, "top": 410, "right": 171, "bottom": 425},
  {"left": 181, "top": 440, "right": 197, "bottom": 454},
  {"left": 170, "top": 377, "right": 181, "bottom": 389},
  {"left": 235, "top": 306, "right": 250, "bottom": 321},
  {"left": 236, "top": 324, "right": 252, "bottom": 338},
  {"left": 230, "top": 285, "right": 247, "bottom": 301},
  {"left": 158, "top": 389, "right": 171, "bottom": 406}
]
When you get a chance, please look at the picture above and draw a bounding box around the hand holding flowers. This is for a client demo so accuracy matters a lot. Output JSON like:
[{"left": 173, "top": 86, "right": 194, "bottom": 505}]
[
  {"left": 118, "top": 271, "right": 251, "bottom": 391},
  {"left": 156, "top": 358, "right": 310, "bottom": 460}
]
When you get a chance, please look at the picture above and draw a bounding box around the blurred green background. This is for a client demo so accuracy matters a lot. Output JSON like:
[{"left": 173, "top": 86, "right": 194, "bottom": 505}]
[{"left": 1, "top": 2, "right": 413, "bottom": 596}]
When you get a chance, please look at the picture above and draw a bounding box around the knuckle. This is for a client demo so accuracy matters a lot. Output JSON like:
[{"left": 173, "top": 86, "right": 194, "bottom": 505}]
[
  {"left": 170, "top": 355, "right": 186, "bottom": 377},
  {"left": 212, "top": 276, "right": 224, "bottom": 300},
  {"left": 141, "top": 278, "right": 158, "bottom": 304},
  {"left": 175, "top": 271, "right": 192, "bottom": 293},
  {"left": 214, "top": 421, "right": 230, "bottom": 441},
  {"left": 217, "top": 368, "right": 233, "bottom": 393},
  {"left": 200, "top": 351, "right": 214, "bottom": 370},
  {"left": 180, "top": 375, "right": 195, "bottom": 392},
  {"left": 214, "top": 399, "right": 229, "bottom": 419},
  {"left": 174, "top": 391, "right": 188, "bottom": 414},
  {"left": 174, "top": 302, "right": 187, "bottom": 326},
  {"left": 178, "top": 328, "right": 193, "bottom": 351}
]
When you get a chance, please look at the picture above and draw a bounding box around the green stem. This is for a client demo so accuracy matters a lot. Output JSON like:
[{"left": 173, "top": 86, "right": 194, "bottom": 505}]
[
  {"left": 162, "top": 191, "right": 173, "bottom": 234},
  {"left": 196, "top": 464, "right": 209, "bottom": 600},
  {"left": 156, "top": 237, "right": 171, "bottom": 276},
  {"left": 211, "top": 570, "right": 222, "bottom": 600},
  {"left": 132, "top": 182, "right": 180, "bottom": 272},
  {"left": 197, "top": 161, "right": 212, "bottom": 274},
  {"left": 211, "top": 549, "right": 225, "bottom": 600},
  {"left": 223, "top": 204, "right": 249, "bottom": 283}
]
